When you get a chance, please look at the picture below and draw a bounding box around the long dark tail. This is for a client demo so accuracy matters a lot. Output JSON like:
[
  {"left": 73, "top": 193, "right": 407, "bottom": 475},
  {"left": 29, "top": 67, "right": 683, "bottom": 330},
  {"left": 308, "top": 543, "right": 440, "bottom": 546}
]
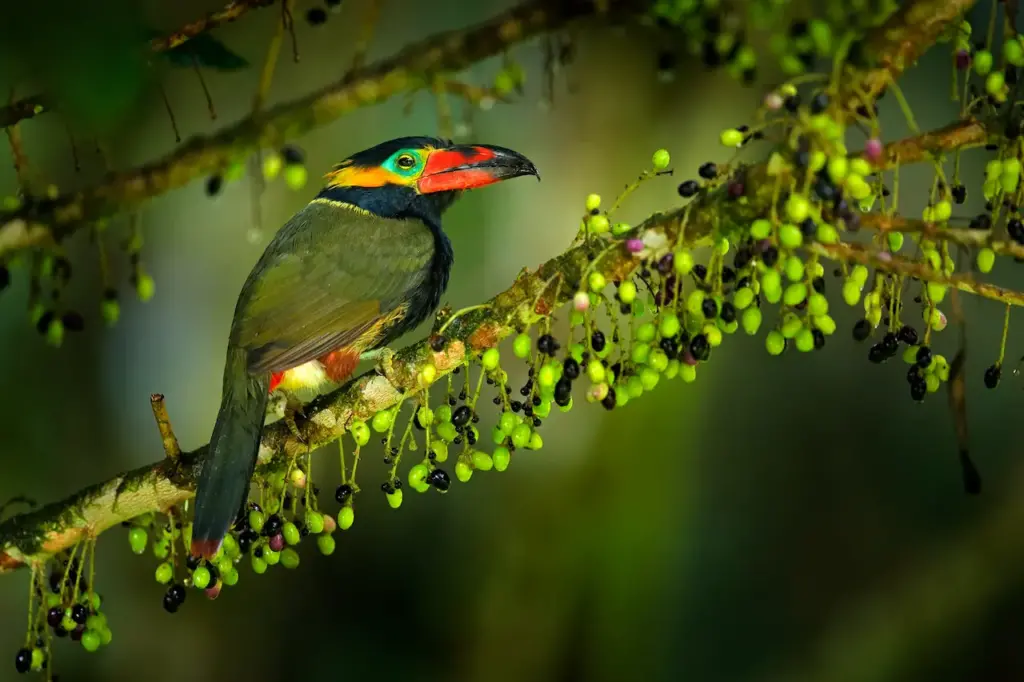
[{"left": 191, "top": 346, "right": 269, "bottom": 559}]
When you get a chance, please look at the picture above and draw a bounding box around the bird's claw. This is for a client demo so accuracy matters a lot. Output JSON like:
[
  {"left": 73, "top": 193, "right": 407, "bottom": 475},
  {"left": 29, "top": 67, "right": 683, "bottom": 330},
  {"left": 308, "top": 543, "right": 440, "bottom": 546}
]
[
  {"left": 284, "top": 399, "right": 307, "bottom": 443},
  {"left": 364, "top": 347, "right": 401, "bottom": 388}
]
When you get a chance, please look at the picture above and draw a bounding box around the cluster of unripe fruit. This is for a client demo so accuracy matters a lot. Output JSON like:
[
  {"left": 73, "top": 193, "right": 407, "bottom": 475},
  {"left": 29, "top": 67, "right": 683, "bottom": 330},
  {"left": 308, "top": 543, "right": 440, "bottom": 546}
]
[{"left": 13, "top": 560, "right": 113, "bottom": 675}]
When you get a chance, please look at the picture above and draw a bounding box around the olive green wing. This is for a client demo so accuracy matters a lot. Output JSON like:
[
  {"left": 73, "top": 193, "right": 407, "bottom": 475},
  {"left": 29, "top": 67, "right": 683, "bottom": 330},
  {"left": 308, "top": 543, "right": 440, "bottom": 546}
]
[{"left": 233, "top": 201, "right": 436, "bottom": 374}]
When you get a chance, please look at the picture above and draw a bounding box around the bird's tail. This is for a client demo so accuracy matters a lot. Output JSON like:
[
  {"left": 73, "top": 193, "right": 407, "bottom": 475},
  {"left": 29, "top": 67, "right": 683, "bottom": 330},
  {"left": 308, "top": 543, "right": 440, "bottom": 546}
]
[{"left": 191, "top": 346, "right": 269, "bottom": 560}]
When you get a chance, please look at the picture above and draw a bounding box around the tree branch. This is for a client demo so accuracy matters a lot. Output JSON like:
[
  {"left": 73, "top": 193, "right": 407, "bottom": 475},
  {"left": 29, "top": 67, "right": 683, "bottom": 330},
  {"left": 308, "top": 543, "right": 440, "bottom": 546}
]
[
  {"left": 0, "top": 0, "right": 278, "bottom": 129},
  {"left": 0, "top": 0, "right": 995, "bottom": 575},
  {"left": 840, "top": 0, "right": 978, "bottom": 107},
  {"left": 0, "top": 0, "right": 639, "bottom": 260},
  {"left": 0, "top": 200, "right": 688, "bottom": 573}
]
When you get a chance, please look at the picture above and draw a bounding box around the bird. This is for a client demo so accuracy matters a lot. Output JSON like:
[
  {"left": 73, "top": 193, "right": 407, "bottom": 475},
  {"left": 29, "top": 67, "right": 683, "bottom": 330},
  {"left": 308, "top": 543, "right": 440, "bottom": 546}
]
[{"left": 190, "top": 136, "right": 539, "bottom": 560}]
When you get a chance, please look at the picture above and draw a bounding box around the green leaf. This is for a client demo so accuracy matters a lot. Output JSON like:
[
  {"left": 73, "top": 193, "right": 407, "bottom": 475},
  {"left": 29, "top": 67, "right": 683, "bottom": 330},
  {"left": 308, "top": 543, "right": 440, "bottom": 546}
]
[{"left": 147, "top": 29, "right": 249, "bottom": 71}]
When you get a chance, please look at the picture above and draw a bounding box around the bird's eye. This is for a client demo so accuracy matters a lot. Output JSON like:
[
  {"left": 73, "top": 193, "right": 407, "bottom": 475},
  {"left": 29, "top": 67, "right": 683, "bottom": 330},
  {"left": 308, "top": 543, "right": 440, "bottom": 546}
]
[{"left": 396, "top": 154, "right": 417, "bottom": 169}]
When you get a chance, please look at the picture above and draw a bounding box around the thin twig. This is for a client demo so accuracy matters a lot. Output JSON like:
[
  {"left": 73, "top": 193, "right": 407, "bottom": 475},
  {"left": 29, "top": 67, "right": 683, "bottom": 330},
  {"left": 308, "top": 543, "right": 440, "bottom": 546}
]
[
  {"left": 348, "top": 0, "right": 384, "bottom": 75},
  {"left": 0, "top": 0, "right": 279, "bottom": 129},
  {"left": 252, "top": 0, "right": 294, "bottom": 114},
  {"left": 150, "top": 394, "right": 181, "bottom": 461},
  {"left": 0, "top": 0, "right": 633, "bottom": 258},
  {"left": 191, "top": 54, "right": 218, "bottom": 120}
]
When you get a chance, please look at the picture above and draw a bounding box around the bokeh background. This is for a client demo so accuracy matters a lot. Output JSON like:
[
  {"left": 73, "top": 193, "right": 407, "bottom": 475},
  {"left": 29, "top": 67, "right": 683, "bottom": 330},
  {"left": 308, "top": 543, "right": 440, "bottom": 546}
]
[{"left": 2, "top": 1, "right": 1024, "bottom": 681}]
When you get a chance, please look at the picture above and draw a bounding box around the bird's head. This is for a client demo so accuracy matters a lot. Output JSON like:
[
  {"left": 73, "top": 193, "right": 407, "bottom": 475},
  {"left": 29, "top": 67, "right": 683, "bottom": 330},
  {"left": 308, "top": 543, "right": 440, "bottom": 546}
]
[{"left": 318, "top": 136, "right": 539, "bottom": 225}]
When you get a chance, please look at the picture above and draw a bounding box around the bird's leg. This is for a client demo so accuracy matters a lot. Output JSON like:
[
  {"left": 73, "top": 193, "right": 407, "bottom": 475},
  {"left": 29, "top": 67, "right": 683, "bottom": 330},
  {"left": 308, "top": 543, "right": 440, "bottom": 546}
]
[
  {"left": 283, "top": 395, "right": 307, "bottom": 442},
  {"left": 361, "top": 347, "right": 402, "bottom": 387}
]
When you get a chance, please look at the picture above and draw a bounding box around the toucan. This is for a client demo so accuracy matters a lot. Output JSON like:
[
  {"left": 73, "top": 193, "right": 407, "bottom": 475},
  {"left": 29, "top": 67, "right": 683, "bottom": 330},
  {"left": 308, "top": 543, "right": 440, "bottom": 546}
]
[{"left": 190, "top": 136, "right": 539, "bottom": 559}]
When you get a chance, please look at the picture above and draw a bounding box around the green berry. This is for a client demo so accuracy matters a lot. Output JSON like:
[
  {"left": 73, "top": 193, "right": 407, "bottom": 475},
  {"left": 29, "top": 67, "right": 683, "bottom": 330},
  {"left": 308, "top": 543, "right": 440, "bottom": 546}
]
[
  {"left": 155, "top": 562, "right": 173, "bottom": 584},
  {"left": 284, "top": 164, "right": 307, "bottom": 190},
  {"left": 481, "top": 347, "right": 500, "bottom": 370},
  {"left": 471, "top": 450, "right": 494, "bottom": 471},
  {"left": 248, "top": 510, "right": 265, "bottom": 533},
  {"left": 974, "top": 49, "right": 994, "bottom": 75},
  {"left": 720, "top": 128, "right": 744, "bottom": 147},
  {"left": 350, "top": 420, "right": 370, "bottom": 446},
  {"left": 1005, "top": 37, "right": 1024, "bottom": 66},
  {"left": 513, "top": 333, "right": 532, "bottom": 358},
  {"left": 618, "top": 280, "right": 637, "bottom": 303},
  {"left": 887, "top": 231, "right": 904, "bottom": 252},
  {"left": 436, "top": 421, "right": 458, "bottom": 442},
  {"left": 283, "top": 522, "right": 301, "bottom": 545},
  {"left": 680, "top": 364, "right": 697, "bottom": 383},
  {"left": 493, "top": 446, "right": 511, "bottom": 472},
  {"left": 409, "top": 464, "right": 430, "bottom": 489},
  {"left": 263, "top": 153, "right": 283, "bottom": 180},
  {"left": 636, "top": 322, "right": 656, "bottom": 342},
  {"left": 386, "top": 488, "right": 403, "bottom": 509},
  {"left": 101, "top": 298, "right": 120, "bottom": 325},
  {"left": 842, "top": 280, "right": 862, "bottom": 306},
  {"left": 784, "top": 255, "right": 804, "bottom": 282},
  {"left": 192, "top": 565, "right": 211, "bottom": 589},
  {"left": 305, "top": 512, "right": 324, "bottom": 534},
  {"left": 778, "top": 223, "right": 803, "bottom": 249},
  {"left": 795, "top": 327, "right": 815, "bottom": 352},
  {"left": 750, "top": 218, "right": 772, "bottom": 239},
  {"left": 761, "top": 269, "right": 782, "bottom": 303},
  {"left": 674, "top": 251, "right": 694, "bottom": 274},
  {"left": 765, "top": 330, "right": 786, "bottom": 355},
  {"left": 733, "top": 287, "right": 755, "bottom": 309},
  {"left": 338, "top": 506, "right": 355, "bottom": 530},
  {"left": 986, "top": 70, "right": 1006, "bottom": 97},
  {"left": 136, "top": 273, "right": 155, "bottom": 302},
  {"left": 976, "top": 247, "right": 995, "bottom": 273},
  {"left": 585, "top": 193, "right": 601, "bottom": 211},
  {"left": 371, "top": 409, "right": 393, "bottom": 432},
  {"left": 318, "top": 534, "right": 336, "bottom": 555},
  {"left": 455, "top": 460, "right": 473, "bottom": 482},
  {"left": 128, "top": 526, "right": 148, "bottom": 555},
  {"left": 511, "top": 423, "right": 532, "bottom": 449},
  {"left": 588, "top": 214, "right": 610, "bottom": 234},
  {"left": 222, "top": 567, "right": 239, "bottom": 586},
  {"left": 784, "top": 194, "right": 810, "bottom": 222},
  {"left": 588, "top": 271, "right": 606, "bottom": 292},
  {"left": 808, "top": 293, "right": 828, "bottom": 316},
  {"left": 281, "top": 548, "right": 300, "bottom": 569},
  {"left": 251, "top": 556, "right": 268, "bottom": 574},
  {"left": 816, "top": 223, "right": 839, "bottom": 243},
  {"left": 81, "top": 630, "right": 101, "bottom": 653},
  {"left": 741, "top": 307, "right": 762, "bottom": 335},
  {"left": 652, "top": 148, "right": 671, "bottom": 170}
]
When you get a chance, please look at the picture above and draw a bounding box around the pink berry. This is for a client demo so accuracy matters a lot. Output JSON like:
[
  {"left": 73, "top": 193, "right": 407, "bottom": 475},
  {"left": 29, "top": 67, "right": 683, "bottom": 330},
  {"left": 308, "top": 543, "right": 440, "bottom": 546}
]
[
  {"left": 573, "top": 291, "right": 590, "bottom": 312},
  {"left": 626, "top": 239, "right": 644, "bottom": 253},
  {"left": 864, "top": 138, "right": 883, "bottom": 163},
  {"left": 269, "top": 534, "right": 285, "bottom": 551}
]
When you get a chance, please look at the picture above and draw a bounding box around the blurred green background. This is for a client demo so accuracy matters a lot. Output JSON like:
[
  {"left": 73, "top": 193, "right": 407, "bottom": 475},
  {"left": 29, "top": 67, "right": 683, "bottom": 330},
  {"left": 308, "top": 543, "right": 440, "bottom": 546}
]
[{"left": 2, "top": 1, "right": 1024, "bottom": 681}]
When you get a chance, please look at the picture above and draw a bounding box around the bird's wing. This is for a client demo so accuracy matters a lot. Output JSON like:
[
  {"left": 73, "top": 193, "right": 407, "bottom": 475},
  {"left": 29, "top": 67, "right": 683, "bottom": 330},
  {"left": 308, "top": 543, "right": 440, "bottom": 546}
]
[{"left": 234, "top": 200, "right": 437, "bottom": 374}]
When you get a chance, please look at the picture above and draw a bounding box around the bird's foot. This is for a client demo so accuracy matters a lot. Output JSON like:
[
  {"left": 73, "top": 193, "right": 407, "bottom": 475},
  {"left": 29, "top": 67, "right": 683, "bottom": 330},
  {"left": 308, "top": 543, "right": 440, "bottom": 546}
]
[
  {"left": 362, "top": 347, "right": 402, "bottom": 388},
  {"left": 284, "top": 398, "right": 307, "bottom": 443}
]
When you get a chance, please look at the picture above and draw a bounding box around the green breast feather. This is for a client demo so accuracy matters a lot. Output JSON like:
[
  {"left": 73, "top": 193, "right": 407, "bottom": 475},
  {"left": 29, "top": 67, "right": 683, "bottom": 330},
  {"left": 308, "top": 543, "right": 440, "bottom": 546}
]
[{"left": 232, "top": 199, "right": 436, "bottom": 374}]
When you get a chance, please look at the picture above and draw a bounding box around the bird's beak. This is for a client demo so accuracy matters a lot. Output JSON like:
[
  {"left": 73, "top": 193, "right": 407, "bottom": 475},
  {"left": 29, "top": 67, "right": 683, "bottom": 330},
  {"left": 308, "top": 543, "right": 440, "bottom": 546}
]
[{"left": 417, "top": 144, "right": 540, "bottom": 194}]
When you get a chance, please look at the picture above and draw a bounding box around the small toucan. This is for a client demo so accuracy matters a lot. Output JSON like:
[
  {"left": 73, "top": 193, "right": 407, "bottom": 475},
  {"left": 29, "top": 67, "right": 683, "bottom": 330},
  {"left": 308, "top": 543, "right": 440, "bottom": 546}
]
[{"left": 190, "top": 137, "right": 539, "bottom": 559}]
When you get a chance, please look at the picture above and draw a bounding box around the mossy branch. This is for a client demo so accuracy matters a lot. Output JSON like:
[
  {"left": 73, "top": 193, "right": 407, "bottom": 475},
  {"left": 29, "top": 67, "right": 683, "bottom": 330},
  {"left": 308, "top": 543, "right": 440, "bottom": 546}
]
[
  {"left": 0, "top": 0, "right": 279, "bottom": 128},
  {"left": 0, "top": 0, "right": 639, "bottom": 260},
  {"left": 0, "top": 198, "right": 681, "bottom": 573},
  {"left": 0, "top": 112, "right": 1002, "bottom": 572}
]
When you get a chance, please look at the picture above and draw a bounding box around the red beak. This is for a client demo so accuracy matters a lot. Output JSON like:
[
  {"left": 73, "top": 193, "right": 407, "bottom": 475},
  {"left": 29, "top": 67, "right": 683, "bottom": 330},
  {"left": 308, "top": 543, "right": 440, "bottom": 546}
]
[{"left": 417, "top": 144, "right": 539, "bottom": 194}]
